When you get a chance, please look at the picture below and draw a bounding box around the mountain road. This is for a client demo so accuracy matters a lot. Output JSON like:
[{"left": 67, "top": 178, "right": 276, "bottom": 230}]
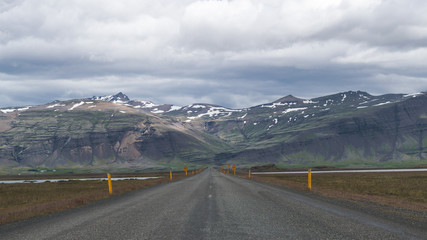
[{"left": 1, "top": 168, "right": 426, "bottom": 239}]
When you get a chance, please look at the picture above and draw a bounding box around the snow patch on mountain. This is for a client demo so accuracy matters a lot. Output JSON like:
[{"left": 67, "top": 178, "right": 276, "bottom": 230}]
[
  {"left": 67, "top": 101, "right": 95, "bottom": 111},
  {"left": 20, "top": 107, "right": 30, "bottom": 111},
  {"left": 262, "top": 102, "right": 297, "bottom": 108},
  {"left": 138, "top": 101, "right": 158, "bottom": 108},
  {"left": 69, "top": 102, "right": 85, "bottom": 111},
  {"left": 1, "top": 109, "right": 16, "bottom": 114},
  {"left": 1, "top": 106, "right": 31, "bottom": 113},
  {"left": 185, "top": 106, "right": 242, "bottom": 121},
  {"left": 151, "top": 109, "right": 165, "bottom": 114},
  {"left": 47, "top": 103, "right": 65, "bottom": 108},
  {"left": 191, "top": 105, "right": 207, "bottom": 109},
  {"left": 239, "top": 113, "right": 248, "bottom": 119},
  {"left": 282, "top": 107, "right": 307, "bottom": 114},
  {"left": 130, "top": 100, "right": 158, "bottom": 109},
  {"left": 168, "top": 106, "right": 182, "bottom": 112},
  {"left": 403, "top": 93, "right": 423, "bottom": 98},
  {"left": 112, "top": 100, "right": 127, "bottom": 105},
  {"left": 323, "top": 99, "right": 334, "bottom": 106},
  {"left": 373, "top": 101, "right": 392, "bottom": 107}
]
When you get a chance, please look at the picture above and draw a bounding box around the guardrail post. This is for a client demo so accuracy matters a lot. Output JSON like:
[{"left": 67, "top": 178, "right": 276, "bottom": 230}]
[{"left": 107, "top": 173, "right": 113, "bottom": 195}]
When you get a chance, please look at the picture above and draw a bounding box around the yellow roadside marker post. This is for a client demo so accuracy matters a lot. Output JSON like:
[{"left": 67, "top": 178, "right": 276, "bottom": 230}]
[
  {"left": 232, "top": 164, "right": 236, "bottom": 175},
  {"left": 184, "top": 165, "right": 188, "bottom": 176},
  {"left": 170, "top": 170, "right": 173, "bottom": 181},
  {"left": 107, "top": 173, "right": 113, "bottom": 195},
  {"left": 192, "top": 170, "right": 194, "bottom": 175},
  {"left": 308, "top": 169, "right": 312, "bottom": 191},
  {"left": 228, "top": 164, "right": 230, "bottom": 174},
  {"left": 249, "top": 169, "right": 251, "bottom": 178}
]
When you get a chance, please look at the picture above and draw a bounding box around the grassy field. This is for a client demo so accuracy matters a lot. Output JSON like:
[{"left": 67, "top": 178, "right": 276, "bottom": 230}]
[
  {"left": 237, "top": 170, "right": 427, "bottom": 211},
  {"left": 0, "top": 170, "right": 200, "bottom": 224}
]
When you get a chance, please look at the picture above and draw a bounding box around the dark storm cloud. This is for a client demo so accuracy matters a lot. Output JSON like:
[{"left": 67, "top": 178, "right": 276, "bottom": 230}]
[{"left": 1, "top": 0, "right": 427, "bottom": 108}]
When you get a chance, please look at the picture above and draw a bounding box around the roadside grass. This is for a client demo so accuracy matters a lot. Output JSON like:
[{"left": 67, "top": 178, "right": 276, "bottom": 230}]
[
  {"left": 238, "top": 171, "right": 427, "bottom": 211},
  {"left": 0, "top": 171, "right": 196, "bottom": 224}
]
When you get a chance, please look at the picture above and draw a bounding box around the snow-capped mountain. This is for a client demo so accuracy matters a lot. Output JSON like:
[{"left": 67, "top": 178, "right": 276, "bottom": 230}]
[
  {"left": 1, "top": 91, "right": 424, "bottom": 124},
  {"left": 90, "top": 92, "right": 181, "bottom": 113},
  {"left": 91, "top": 92, "right": 130, "bottom": 103},
  {"left": 1, "top": 90, "right": 426, "bottom": 170},
  {"left": 165, "top": 103, "right": 243, "bottom": 122}
]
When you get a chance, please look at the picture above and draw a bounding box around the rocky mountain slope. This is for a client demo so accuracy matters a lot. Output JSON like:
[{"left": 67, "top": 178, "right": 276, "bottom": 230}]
[
  {"left": 1, "top": 91, "right": 426, "bottom": 171},
  {"left": 200, "top": 91, "right": 427, "bottom": 166},
  {"left": 0, "top": 97, "right": 229, "bottom": 171}
]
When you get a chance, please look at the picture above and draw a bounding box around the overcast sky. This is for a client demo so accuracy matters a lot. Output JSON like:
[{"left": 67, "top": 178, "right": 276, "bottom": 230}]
[{"left": 1, "top": 0, "right": 427, "bottom": 108}]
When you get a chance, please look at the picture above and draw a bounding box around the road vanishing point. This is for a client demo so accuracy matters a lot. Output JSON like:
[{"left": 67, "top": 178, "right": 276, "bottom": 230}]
[{"left": 1, "top": 168, "right": 426, "bottom": 240}]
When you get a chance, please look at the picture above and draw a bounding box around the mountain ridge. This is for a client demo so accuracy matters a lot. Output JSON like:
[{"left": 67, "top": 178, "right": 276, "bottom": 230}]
[
  {"left": 1, "top": 90, "right": 426, "bottom": 173},
  {"left": 1, "top": 90, "right": 422, "bottom": 115}
]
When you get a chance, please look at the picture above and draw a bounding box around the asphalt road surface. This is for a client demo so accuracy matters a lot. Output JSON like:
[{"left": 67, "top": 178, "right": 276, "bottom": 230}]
[{"left": 1, "top": 168, "right": 426, "bottom": 239}]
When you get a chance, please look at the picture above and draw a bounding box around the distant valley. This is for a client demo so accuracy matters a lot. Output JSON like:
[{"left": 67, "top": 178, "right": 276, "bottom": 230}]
[{"left": 1, "top": 91, "right": 426, "bottom": 173}]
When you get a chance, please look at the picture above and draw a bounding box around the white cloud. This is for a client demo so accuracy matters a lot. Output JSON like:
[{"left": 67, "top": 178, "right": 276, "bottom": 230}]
[
  {"left": 2, "top": 0, "right": 427, "bottom": 66},
  {"left": 334, "top": 46, "right": 427, "bottom": 70},
  {"left": 369, "top": 74, "right": 427, "bottom": 94},
  {"left": 1, "top": 0, "right": 427, "bottom": 108}
]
